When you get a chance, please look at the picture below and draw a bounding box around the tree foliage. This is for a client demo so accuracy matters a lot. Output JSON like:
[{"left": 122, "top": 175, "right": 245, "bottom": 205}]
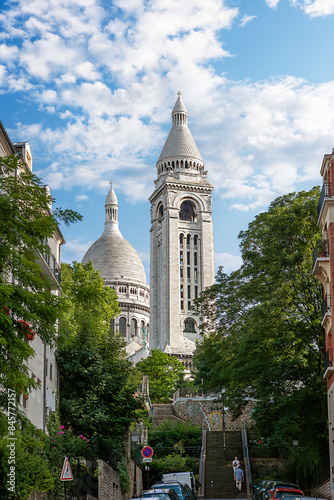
[
  {"left": 193, "top": 188, "right": 327, "bottom": 485},
  {"left": 135, "top": 349, "right": 186, "bottom": 403},
  {"left": 0, "top": 155, "right": 81, "bottom": 420},
  {"left": 57, "top": 262, "right": 143, "bottom": 452}
]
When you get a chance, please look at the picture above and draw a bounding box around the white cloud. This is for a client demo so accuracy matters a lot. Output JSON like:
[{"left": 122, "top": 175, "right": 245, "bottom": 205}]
[
  {"left": 75, "top": 194, "right": 89, "bottom": 201},
  {"left": 265, "top": 0, "right": 280, "bottom": 8},
  {"left": 239, "top": 14, "right": 257, "bottom": 27},
  {"left": 297, "top": 0, "right": 334, "bottom": 17},
  {"left": 215, "top": 252, "right": 242, "bottom": 273},
  {"left": 61, "top": 238, "right": 93, "bottom": 264}
]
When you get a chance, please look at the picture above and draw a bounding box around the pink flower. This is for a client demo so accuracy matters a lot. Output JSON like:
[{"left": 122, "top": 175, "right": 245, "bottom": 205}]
[
  {"left": 60, "top": 425, "right": 65, "bottom": 430},
  {"left": 58, "top": 432, "right": 61, "bottom": 434},
  {"left": 80, "top": 434, "right": 83, "bottom": 438},
  {"left": 87, "top": 439, "right": 90, "bottom": 443},
  {"left": 68, "top": 428, "right": 71, "bottom": 431},
  {"left": 60, "top": 431, "right": 64, "bottom": 434}
]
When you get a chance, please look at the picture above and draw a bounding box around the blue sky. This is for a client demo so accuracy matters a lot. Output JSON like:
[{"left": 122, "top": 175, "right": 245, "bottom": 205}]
[{"left": 1, "top": 0, "right": 334, "bottom": 281}]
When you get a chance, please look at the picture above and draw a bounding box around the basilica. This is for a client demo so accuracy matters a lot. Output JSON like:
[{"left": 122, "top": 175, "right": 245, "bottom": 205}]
[{"left": 82, "top": 93, "right": 215, "bottom": 367}]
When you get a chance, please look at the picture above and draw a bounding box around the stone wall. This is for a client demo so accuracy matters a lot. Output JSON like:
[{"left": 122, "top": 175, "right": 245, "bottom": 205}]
[
  {"left": 173, "top": 398, "right": 254, "bottom": 430},
  {"left": 311, "top": 478, "right": 331, "bottom": 499},
  {"left": 98, "top": 459, "right": 121, "bottom": 500},
  {"left": 28, "top": 492, "right": 47, "bottom": 500}
]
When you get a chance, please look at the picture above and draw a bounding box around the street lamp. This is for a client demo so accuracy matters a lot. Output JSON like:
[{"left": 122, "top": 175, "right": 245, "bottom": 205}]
[
  {"left": 131, "top": 429, "right": 140, "bottom": 498},
  {"left": 292, "top": 439, "right": 299, "bottom": 485}
]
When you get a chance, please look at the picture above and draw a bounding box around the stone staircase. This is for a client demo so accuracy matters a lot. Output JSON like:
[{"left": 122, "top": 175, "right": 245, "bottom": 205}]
[
  {"left": 204, "top": 431, "right": 244, "bottom": 499},
  {"left": 152, "top": 404, "right": 185, "bottom": 424}
]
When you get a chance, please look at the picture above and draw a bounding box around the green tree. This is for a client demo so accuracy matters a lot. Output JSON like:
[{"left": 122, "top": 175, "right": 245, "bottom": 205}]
[
  {"left": 135, "top": 349, "right": 186, "bottom": 403},
  {"left": 56, "top": 262, "right": 143, "bottom": 452},
  {"left": 193, "top": 188, "right": 327, "bottom": 486},
  {"left": 0, "top": 155, "right": 81, "bottom": 419},
  {"left": 147, "top": 420, "right": 202, "bottom": 486}
]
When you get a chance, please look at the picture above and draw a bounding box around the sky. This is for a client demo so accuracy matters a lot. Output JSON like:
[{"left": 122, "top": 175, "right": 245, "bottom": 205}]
[{"left": 1, "top": 0, "right": 334, "bottom": 280}]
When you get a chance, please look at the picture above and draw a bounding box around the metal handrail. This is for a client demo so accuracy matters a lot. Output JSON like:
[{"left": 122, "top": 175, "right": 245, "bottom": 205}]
[
  {"left": 318, "top": 182, "right": 333, "bottom": 218},
  {"left": 242, "top": 421, "right": 251, "bottom": 497}
]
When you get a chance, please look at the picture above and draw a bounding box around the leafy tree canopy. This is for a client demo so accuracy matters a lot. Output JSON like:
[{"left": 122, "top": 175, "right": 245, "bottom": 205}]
[
  {"left": 0, "top": 155, "right": 82, "bottom": 417},
  {"left": 135, "top": 349, "right": 186, "bottom": 403},
  {"left": 57, "top": 262, "right": 143, "bottom": 452},
  {"left": 193, "top": 188, "right": 327, "bottom": 485}
]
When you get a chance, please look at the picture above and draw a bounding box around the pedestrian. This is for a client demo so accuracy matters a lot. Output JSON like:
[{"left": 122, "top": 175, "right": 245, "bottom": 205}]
[
  {"left": 232, "top": 456, "right": 240, "bottom": 476},
  {"left": 234, "top": 465, "right": 244, "bottom": 491}
]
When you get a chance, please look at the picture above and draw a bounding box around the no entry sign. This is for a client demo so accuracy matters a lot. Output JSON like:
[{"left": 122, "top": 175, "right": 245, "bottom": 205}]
[{"left": 141, "top": 446, "right": 154, "bottom": 458}]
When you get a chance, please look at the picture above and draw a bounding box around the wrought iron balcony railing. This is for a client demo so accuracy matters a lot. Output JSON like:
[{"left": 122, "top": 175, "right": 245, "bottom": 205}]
[
  {"left": 312, "top": 240, "right": 329, "bottom": 268},
  {"left": 324, "top": 348, "right": 333, "bottom": 378},
  {"left": 321, "top": 294, "right": 331, "bottom": 319},
  {"left": 318, "top": 182, "right": 333, "bottom": 218}
]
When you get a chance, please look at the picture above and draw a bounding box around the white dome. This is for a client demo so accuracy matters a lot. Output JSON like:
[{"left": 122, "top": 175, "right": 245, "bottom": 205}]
[
  {"left": 82, "top": 184, "right": 147, "bottom": 285},
  {"left": 82, "top": 225, "right": 147, "bottom": 284}
]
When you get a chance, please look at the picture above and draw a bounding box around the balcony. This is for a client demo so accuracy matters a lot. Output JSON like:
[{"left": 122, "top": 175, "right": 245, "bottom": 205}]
[
  {"left": 313, "top": 240, "right": 330, "bottom": 285},
  {"left": 36, "top": 246, "right": 61, "bottom": 289},
  {"left": 324, "top": 348, "right": 333, "bottom": 379},
  {"left": 321, "top": 294, "right": 331, "bottom": 325},
  {"left": 318, "top": 182, "right": 334, "bottom": 220}
]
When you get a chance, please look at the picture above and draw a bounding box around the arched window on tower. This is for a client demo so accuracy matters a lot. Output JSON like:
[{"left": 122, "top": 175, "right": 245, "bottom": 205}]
[
  {"left": 184, "top": 318, "right": 196, "bottom": 334},
  {"left": 119, "top": 317, "right": 127, "bottom": 337},
  {"left": 179, "top": 201, "right": 197, "bottom": 221}
]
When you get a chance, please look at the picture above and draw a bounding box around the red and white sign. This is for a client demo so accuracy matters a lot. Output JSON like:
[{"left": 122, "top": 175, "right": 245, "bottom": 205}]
[
  {"left": 141, "top": 446, "right": 154, "bottom": 458},
  {"left": 60, "top": 456, "right": 73, "bottom": 481}
]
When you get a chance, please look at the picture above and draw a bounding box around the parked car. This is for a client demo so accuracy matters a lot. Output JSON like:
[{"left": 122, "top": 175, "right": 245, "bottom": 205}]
[
  {"left": 269, "top": 487, "right": 304, "bottom": 500},
  {"left": 253, "top": 480, "right": 275, "bottom": 500},
  {"left": 162, "top": 472, "right": 196, "bottom": 497},
  {"left": 264, "top": 482, "right": 300, "bottom": 500},
  {"left": 150, "top": 481, "right": 191, "bottom": 500},
  {"left": 281, "top": 496, "right": 325, "bottom": 500},
  {"left": 140, "top": 488, "right": 180, "bottom": 500}
]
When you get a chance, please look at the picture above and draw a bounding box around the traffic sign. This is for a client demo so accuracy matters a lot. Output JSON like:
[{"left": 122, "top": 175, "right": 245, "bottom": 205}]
[
  {"left": 60, "top": 456, "right": 73, "bottom": 481},
  {"left": 142, "top": 457, "right": 153, "bottom": 462},
  {"left": 141, "top": 446, "right": 154, "bottom": 458}
]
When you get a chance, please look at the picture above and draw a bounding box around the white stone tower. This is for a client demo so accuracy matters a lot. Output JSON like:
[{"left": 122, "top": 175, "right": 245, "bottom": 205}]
[{"left": 149, "top": 92, "right": 214, "bottom": 367}]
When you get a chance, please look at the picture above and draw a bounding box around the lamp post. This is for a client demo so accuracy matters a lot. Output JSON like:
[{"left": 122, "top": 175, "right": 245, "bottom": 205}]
[
  {"left": 292, "top": 439, "right": 299, "bottom": 485},
  {"left": 131, "top": 429, "right": 140, "bottom": 498}
]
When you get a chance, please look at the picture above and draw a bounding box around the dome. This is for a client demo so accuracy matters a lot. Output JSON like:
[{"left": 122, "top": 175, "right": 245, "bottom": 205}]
[
  {"left": 157, "top": 91, "right": 203, "bottom": 164},
  {"left": 158, "top": 125, "right": 203, "bottom": 163},
  {"left": 82, "top": 184, "right": 147, "bottom": 285}
]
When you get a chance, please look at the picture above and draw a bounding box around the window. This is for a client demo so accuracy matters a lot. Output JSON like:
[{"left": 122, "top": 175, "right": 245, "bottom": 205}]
[
  {"left": 110, "top": 318, "right": 115, "bottom": 332},
  {"left": 49, "top": 363, "right": 53, "bottom": 381},
  {"left": 119, "top": 317, "right": 126, "bottom": 337},
  {"left": 131, "top": 318, "right": 138, "bottom": 337},
  {"left": 180, "top": 251, "right": 183, "bottom": 264},
  {"left": 179, "top": 201, "right": 196, "bottom": 221},
  {"left": 45, "top": 358, "right": 48, "bottom": 377},
  {"left": 184, "top": 318, "right": 196, "bottom": 333},
  {"left": 194, "top": 252, "right": 197, "bottom": 266}
]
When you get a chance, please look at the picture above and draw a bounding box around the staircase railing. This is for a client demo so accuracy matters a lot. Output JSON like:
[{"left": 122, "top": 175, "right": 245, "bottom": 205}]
[
  {"left": 242, "top": 420, "right": 252, "bottom": 498},
  {"left": 198, "top": 422, "right": 206, "bottom": 499}
]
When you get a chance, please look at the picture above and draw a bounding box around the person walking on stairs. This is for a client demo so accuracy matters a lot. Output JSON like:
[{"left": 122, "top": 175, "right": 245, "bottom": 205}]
[
  {"left": 232, "top": 456, "right": 240, "bottom": 476},
  {"left": 234, "top": 465, "right": 244, "bottom": 491}
]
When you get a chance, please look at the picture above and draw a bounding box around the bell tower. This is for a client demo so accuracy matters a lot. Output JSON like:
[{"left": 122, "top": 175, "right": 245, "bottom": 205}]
[{"left": 149, "top": 92, "right": 214, "bottom": 366}]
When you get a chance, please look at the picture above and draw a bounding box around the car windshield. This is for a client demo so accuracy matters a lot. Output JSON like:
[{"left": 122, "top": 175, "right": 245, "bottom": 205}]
[
  {"left": 141, "top": 494, "right": 170, "bottom": 499},
  {"left": 274, "top": 491, "right": 303, "bottom": 499},
  {"left": 152, "top": 485, "right": 182, "bottom": 498}
]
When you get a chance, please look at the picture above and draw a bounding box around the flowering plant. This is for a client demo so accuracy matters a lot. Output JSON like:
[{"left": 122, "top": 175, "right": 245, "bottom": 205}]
[{"left": 19, "top": 319, "right": 36, "bottom": 341}]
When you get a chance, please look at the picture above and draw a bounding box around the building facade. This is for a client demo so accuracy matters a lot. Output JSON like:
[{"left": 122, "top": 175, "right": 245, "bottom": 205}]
[
  {"left": 82, "top": 182, "right": 150, "bottom": 361},
  {"left": 313, "top": 149, "right": 334, "bottom": 499},
  {"left": 0, "top": 122, "right": 63, "bottom": 431},
  {"left": 149, "top": 93, "right": 215, "bottom": 368}
]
